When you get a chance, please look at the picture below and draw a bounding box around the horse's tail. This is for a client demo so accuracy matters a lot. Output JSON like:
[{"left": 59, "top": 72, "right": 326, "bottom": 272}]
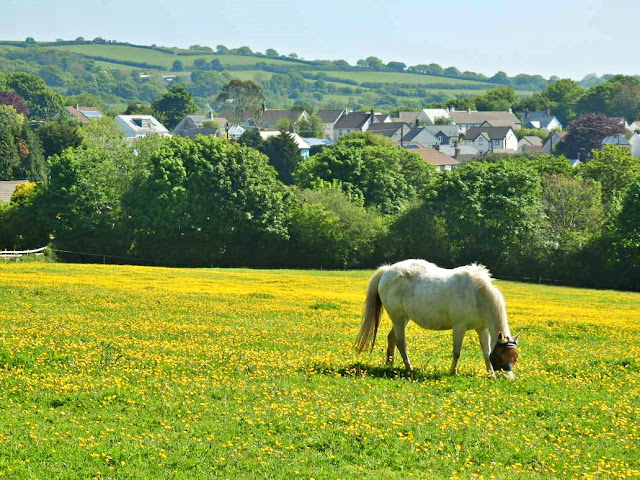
[{"left": 354, "top": 266, "right": 389, "bottom": 354}]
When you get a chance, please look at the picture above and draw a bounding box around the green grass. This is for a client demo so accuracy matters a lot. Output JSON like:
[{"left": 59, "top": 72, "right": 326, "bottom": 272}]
[
  {"left": 309, "top": 70, "right": 497, "bottom": 87},
  {"left": 0, "top": 263, "right": 638, "bottom": 479}
]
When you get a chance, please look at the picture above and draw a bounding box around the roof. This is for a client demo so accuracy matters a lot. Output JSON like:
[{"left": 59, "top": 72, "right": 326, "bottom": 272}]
[
  {"left": 396, "top": 111, "right": 420, "bottom": 124},
  {"left": 316, "top": 109, "right": 345, "bottom": 124},
  {"left": 602, "top": 134, "right": 631, "bottom": 146},
  {"left": 261, "top": 109, "right": 307, "bottom": 126},
  {"left": 181, "top": 127, "right": 220, "bottom": 139},
  {"left": 450, "top": 111, "right": 520, "bottom": 128},
  {"left": 423, "top": 125, "right": 460, "bottom": 138},
  {"left": 115, "top": 115, "right": 170, "bottom": 137},
  {"left": 303, "top": 138, "right": 334, "bottom": 147},
  {"left": 522, "top": 111, "right": 559, "bottom": 128},
  {"left": 521, "top": 136, "right": 543, "bottom": 147},
  {"left": 63, "top": 106, "right": 103, "bottom": 124},
  {"left": 420, "top": 108, "right": 451, "bottom": 123},
  {"left": 463, "top": 126, "right": 514, "bottom": 141},
  {"left": 0, "top": 180, "right": 28, "bottom": 203},
  {"left": 334, "top": 112, "right": 388, "bottom": 130},
  {"left": 439, "top": 144, "right": 480, "bottom": 159},
  {"left": 367, "top": 122, "right": 410, "bottom": 137},
  {"left": 259, "top": 130, "right": 311, "bottom": 150},
  {"left": 402, "top": 127, "right": 439, "bottom": 144},
  {"left": 400, "top": 144, "right": 460, "bottom": 166}
]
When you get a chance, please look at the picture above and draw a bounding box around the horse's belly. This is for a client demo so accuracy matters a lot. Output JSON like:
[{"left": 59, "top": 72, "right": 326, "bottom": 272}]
[{"left": 410, "top": 310, "right": 454, "bottom": 331}]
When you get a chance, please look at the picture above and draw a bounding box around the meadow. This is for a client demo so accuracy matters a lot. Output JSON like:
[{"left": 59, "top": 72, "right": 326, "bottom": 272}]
[{"left": 0, "top": 263, "right": 639, "bottom": 479}]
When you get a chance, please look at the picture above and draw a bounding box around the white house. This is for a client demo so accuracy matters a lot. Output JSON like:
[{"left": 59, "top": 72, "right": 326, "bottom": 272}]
[
  {"left": 521, "top": 111, "right": 563, "bottom": 131},
  {"left": 417, "top": 108, "right": 452, "bottom": 126},
  {"left": 462, "top": 127, "right": 518, "bottom": 153},
  {"left": 115, "top": 115, "right": 171, "bottom": 139},
  {"left": 517, "top": 135, "right": 544, "bottom": 152},
  {"left": 259, "top": 131, "right": 311, "bottom": 158},
  {"left": 630, "top": 133, "right": 640, "bottom": 157},
  {"left": 449, "top": 110, "right": 521, "bottom": 134},
  {"left": 542, "top": 131, "right": 568, "bottom": 154},
  {"left": 332, "top": 111, "right": 391, "bottom": 141},
  {"left": 402, "top": 127, "right": 440, "bottom": 148},
  {"left": 317, "top": 109, "right": 346, "bottom": 141}
]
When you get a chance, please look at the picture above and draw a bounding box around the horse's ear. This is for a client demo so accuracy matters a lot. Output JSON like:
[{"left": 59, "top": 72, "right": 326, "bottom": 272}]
[
  {"left": 512, "top": 334, "right": 520, "bottom": 344},
  {"left": 497, "top": 332, "right": 507, "bottom": 343}
]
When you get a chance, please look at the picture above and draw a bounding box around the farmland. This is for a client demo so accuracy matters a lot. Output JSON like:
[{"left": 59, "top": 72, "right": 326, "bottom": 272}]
[{"left": 1, "top": 263, "right": 639, "bottom": 479}]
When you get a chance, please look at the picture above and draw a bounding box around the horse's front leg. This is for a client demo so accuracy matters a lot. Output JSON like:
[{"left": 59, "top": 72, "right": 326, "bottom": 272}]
[
  {"left": 386, "top": 329, "right": 396, "bottom": 366},
  {"left": 476, "top": 328, "right": 496, "bottom": 378},
  {"left": 450, "top": 326, "right": 466, "bottom": 375}
]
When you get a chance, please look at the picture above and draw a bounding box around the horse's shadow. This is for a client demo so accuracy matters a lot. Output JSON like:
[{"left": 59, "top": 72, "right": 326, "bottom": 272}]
[{"left": 305, "top": 362, "right": 458, "bottom": 382}]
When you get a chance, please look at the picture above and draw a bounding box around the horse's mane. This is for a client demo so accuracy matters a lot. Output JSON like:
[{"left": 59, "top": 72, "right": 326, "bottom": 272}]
[{"left": 466, "top": 263, "right": 510, "bottom": 335}]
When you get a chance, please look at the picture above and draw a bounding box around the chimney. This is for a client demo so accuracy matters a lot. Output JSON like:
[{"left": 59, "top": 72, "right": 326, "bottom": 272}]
[
  {"left": 415, "top": 119, "right": 419, "bottom": 128},
  {"left": 455, "top": 147, "right": 460, "bottom": 159},
  {"left": 546, "top": 107, "right": 551, "bottom": 116},
  {"left": 209, "top": 110, "right": 214, "bottom": 120},
  {"left": 262, "top": 102, "right": 266, "bottom": 113},
  {"left": 525, "top": 108, "right": 529, "bottom": 120},
  {"left": 508, "top": 108, "right": 512, "bottom": 114},
  {"left": 370, "top": 108, "right": 376, "bottom": 125}
]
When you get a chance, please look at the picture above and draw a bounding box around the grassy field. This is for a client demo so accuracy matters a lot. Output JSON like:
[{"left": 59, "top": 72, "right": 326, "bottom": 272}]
[
  {"left": 0, "top": 263, "right": 638, "bottom": 479},
  {"left": 310, "top": 71, "right": 497, "bottom": 87}
]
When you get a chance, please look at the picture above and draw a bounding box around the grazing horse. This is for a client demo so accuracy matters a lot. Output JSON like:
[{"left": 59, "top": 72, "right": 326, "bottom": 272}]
[{"left": 354, "top": 259, "right": 519, "bottom": 378}]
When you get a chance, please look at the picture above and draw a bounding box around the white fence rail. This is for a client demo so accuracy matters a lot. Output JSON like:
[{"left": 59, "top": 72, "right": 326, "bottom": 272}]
[{"left": 0, "top": 246, "right": 47, "bottom": 257}]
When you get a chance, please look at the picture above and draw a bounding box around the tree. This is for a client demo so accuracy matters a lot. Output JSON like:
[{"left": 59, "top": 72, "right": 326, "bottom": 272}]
[
  {"left": 124, "top": 136, "right": 291, "bottom": 266},
  {"left": 558, "top": 114, "right": 626, "bottom": 159},
  {"left": 265, "top": 48, "right": 279, "bottom": 57},
  {"left": 261, "top": 132, "right": 302, "bottom": 184},
  {"left": 152, "top": 84, "right": 198, "bottom": 129},
  {"left": 216, "top": 45, "right": 229, "bottom": 54},
  {"left": 171, "top": 60, "right": 184, "bottom": 72},
  {"left": 357, "top": 56, "right": 385, "bottom": 71},
  {"left": 433, "top": 161, "right": 545, "bottom": 272},
  {"left": 36, "top": 118, "right": 84, "bottom": 159},
  {"left": 294, "top": 140, "right": 437, "bottom": 214},
  {"left": 296, "top": 114, "right": 325, "bottom": 138},
  {"left": 475, "top": 86, "right": 519, "bottom": 111},
  {"left": 287, "top": 188, "right": 385, "bottom": 269},
  {"left": 216, "top": 79, "right": 264, "bottom": 123},
  {"left": 238, "top": 128, "right": 263, "bottom": 150},
  {"left": 5, "top": 72, "right": 64, "bottom": 118},
  {"left": 0, "top": 105, "right": 23, "bottom": 179},
  {"left": 576, "top": 75, "right": 640, "bottom": 122},
  {"left": 386, "top": 61, "right": 406, "bottom": 72},
  {"left": 607, "top": 177, "right": 640, "bottom": 289},
  {"left": 0, "top": 90, "right": 29, "bottom": 115}
]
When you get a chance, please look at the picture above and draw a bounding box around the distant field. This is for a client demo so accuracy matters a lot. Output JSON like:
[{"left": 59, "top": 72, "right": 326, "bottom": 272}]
[
  {"left": 40, "top": 44, "right": 298, "bottom": 69},
  {"left": 309, "top": 70, "right": 497, "bottom": 87},
  {"left": 1, "top": 263, "right": 639, "bottom": 479}
]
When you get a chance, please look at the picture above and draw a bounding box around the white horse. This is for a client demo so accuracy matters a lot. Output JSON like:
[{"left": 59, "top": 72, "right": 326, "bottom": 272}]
[{"left": 355, "top": 259, "right": 519, "bottom": 378}]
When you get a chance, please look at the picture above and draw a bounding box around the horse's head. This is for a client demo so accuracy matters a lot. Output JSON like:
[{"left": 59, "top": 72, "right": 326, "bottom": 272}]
[{"left": 490, "top": 332, "right": 519, "bottom": 377}]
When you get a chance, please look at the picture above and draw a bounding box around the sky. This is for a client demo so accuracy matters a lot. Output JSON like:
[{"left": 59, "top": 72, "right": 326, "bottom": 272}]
[{"left": 1, "top": 0, "right": 639, "bottom": 80}]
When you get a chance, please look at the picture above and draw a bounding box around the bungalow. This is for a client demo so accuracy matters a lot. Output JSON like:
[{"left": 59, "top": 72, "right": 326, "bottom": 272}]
[
  {"left": 423, "top": 125, "right": 461, "bottom": 145},
  {"left": 449, "top": 110, "right": 521, "bottom": 134},
  {"left": 518, "top": 135, "right": 544, "bottom": 152},
  {"left": 402, "top": 127, "right": 440, "bottom": 148},
  {"left": 368, "top": 122, "right": 412, "bottom": 142},
  {"left": 521, "top": 111, "right": 563, "bottom": 131},
  {"left": 259, "top": 131, "right": 311, "bottom": 158},
  {"left": 115, "top": 115, "right": 171, "bottom": 139},
  {"left": 259, "top": 109, "right": 308, "bottom": 130},
  {"left": 316, "top": 109, "right": 346, "bottom": 141},
  {"left": 0, "top": 180, "right": 28, "bottom": 203},
  {"left": 417, "top": 108, "right": 452, "bottom": 126},
  {"left": 462, "top": 126, "right": 518, "bottom": 153},
  {"left": 439, "top": 144, "right": 480, "bottom": 162},
  {"left": 602, "top": 134, "right": 631, "bottom": 150},
  {"left": 542, "top": 131, "right": 568, "bottom": 154},
  {"left": 400, "top": 143, "right": 460, "bottom": 172},
  {"left": 172, "top": 113, "right": 229, "bottom": 137},
  {"left": 57, "top": 105, "right": 103, "bottom": 124},
  {"left": 333, "top": 111, "right": 391, "bottom": 141}
]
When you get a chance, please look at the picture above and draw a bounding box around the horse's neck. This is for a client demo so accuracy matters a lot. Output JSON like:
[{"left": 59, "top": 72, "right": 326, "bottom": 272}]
[{"left": 479, "top": 283, "right": 511, "bottom": 346}]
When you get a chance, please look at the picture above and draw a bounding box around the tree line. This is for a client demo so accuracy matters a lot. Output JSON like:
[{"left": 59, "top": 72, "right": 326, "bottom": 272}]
[{"left": 1, "top": 120, "right": 639, "bottom": 291}]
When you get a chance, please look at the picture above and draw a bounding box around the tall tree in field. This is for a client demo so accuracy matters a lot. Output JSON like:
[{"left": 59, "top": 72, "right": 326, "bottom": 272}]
[
  {"left": 152, "top": 84, "right": 198, "bottom": 129},
  {"left": 216, "top": 79, "right": 264, "bottom": 123},
  {"left": 558, "top": 113, "right": 626, "bottom": 159},
  {"left": 261, "top": 132, "right": 302, "bottom": 185},
  {"left": 5, "top": 72, "right": 64, "bottom": 118},
  {"left": 576, "top": 75, "right": 640, "bottom": 122},
  {"left": 295, "top": 113, "right": 324, "bottom": 138}
]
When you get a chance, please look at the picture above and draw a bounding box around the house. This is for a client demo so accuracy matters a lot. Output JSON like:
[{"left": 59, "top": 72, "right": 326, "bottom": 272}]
[
  {"left": 368, "top": 122, "right": 412, "bottom": 142},
  {"left": 423, "top": 125, "right": 461, "bottom": 145},
  {"left": 400, "top": 143, "right": 460, "bottom": 171},
  {"left": 226, "top": 124, "right": 246, "bottom": 139},
  {"left": 462, "top": 127, "right": 518, "bottom": 153},
  {"left": 439, "top": 144, "right": 480, "bottom": 162},
  {"left": 632, "top": 121, "right": 640, "bottom": 132},
  {"left": 333, "top": 111, "right": 391, "bottom": 141},
  {"left": 303, "top": 137, "right": 334, "bottom": 155},
  {"left": 259, "top": 109, "right": 308, "bottom": 130},
  {"left": 602, "top": 134, "right": 631, "bottom": 150},
  {"left": 57, "top": 105, "right": 103, "bottom": 124},
  {"left": 172, "top": 113, "right": 228, "bottom": 137},
  {"left": 0, "top": 180, "right": 28, "bottom": 203},
  {"left": 316, "top": 109, "right": 346, "bottom": 141},
  {"left": 630, "top": 133, "right": 640, "bottom": 157},
  {"left": 521, "top": 111, "right": 563, "bottom": 131},
  {"left": 542, "top": 131, "right": 568, "bottom": 154},
  {"left": 449, "top": 110, "right": 521, "bottom": 134},
  {"left": 259, "top": 131, "right": 311, "bottom": 158},
  {"left": 115, "top": 115, "right": 171, "bottom": 139},
  {"left": 518, "top": 135, "right": 544, "bottom": 152},
  {"left": 395, "top": 111, "right": 420, "bottom": 126},
  {"left": 402, "top": 127, "right": 440, "bottom": 148},
  {"left": 417, "top": 108, "right": 452, "bottom": 126}
]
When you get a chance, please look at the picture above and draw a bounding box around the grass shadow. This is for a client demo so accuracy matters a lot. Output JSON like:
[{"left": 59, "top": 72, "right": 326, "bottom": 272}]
[{"left": 305, "top": 362, "right": 451, "bottom": 382}]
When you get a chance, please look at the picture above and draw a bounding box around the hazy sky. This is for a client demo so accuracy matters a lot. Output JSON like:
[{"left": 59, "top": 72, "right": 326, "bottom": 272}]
[{"left": 2, "top": 0, "right": 638, "bottom": 79}]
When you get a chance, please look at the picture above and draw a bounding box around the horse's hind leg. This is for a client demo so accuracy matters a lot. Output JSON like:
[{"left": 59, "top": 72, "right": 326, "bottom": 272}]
[
  {"left": 386, "top": 329, "right": 396, "bottom": 365},
  {"left": 449, "top": 325, "right": 466, "bottom": 375},
  {"left": 390, "top": 315, "right": 412, "bottom": 370}
]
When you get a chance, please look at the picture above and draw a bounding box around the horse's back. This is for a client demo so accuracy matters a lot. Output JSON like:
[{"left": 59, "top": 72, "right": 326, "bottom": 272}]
[{"left": 378, "top": 259, "right": 488, "bottom": 331}]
